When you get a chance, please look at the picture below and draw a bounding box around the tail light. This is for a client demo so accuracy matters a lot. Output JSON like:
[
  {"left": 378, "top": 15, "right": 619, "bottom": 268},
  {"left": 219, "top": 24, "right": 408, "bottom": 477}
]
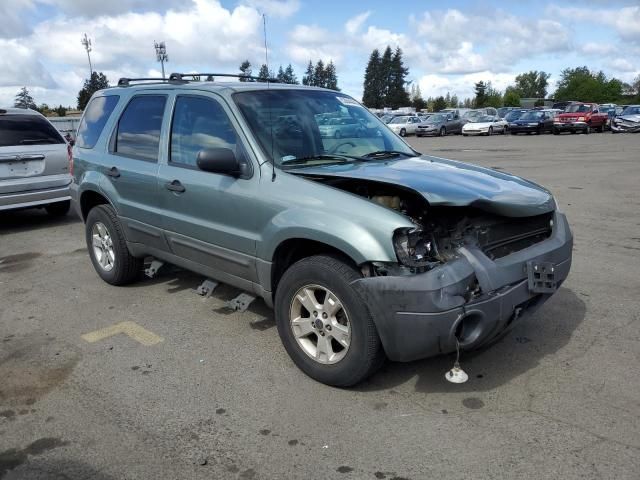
[{"left": 67, "top": 143, "right": 74, "bottom": 176}]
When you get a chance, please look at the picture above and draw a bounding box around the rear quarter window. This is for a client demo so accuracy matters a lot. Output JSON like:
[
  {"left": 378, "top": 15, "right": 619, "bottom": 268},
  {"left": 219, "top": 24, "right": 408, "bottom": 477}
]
[
  {"left": 0, "top": 114, "right": 64, "bottom": 147},
  {"left": 76, "top": 95, "right": 119, "bottom": 149}
]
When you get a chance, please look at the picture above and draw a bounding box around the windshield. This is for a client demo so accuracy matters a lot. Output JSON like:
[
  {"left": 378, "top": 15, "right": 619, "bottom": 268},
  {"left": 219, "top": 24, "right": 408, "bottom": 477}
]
[
  {"left": 622, "top": 106, "right": 640, "bottom": 115},
  {"left": 505, "top": 110, "right": 526, "bottom": 121},
  {"left": 233, "top": 90, "right": 416, "bottom": 167},
  {"left": 472, "top": 115, "right": 495, "bottom": 123},
  {"left": 388, "top": 116, "right": 408, "bottom": 124},
  {"left": 521, "top": 112, "right": 544, "bottom": 120},
  {"left": 426, "top": 114, "right": 445, "bottom": 123},
  {"left": 566, "top": 104, "right": 591, "bottom": 113}
]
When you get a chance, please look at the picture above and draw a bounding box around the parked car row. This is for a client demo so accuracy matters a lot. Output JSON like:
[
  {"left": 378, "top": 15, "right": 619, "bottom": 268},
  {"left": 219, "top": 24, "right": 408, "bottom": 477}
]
[{"left": 394, "top": 103, "right": 640, "bottom": 138}]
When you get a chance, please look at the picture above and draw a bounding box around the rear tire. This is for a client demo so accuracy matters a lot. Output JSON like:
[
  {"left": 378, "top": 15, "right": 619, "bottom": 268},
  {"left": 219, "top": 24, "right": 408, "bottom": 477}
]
[
  {"left": 45, "top": 200, "right": 70, "bottom": 217},
  {"left": 553, "top": 129, "right": 560, "bottom": 135},
  {"left": 85, "top": 204, "right": 142, "bottom": 286},
  {"left": 488, "top": 127, "right": 493, "bottom": 136},
  {"left": 439, "top": 126, "right": 446, "bottom": 137},
  {"left": 274, "top": 255, "right": 385, "bottom": 387},
  {"left": 399, "top": 128, "right": 406, "bottom": 137}
]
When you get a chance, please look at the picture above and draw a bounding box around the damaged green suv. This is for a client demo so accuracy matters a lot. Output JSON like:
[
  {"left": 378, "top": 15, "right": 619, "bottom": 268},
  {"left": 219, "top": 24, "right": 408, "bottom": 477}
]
[{"left": 71, "top": 74, "right": 573, "bottom": 386}]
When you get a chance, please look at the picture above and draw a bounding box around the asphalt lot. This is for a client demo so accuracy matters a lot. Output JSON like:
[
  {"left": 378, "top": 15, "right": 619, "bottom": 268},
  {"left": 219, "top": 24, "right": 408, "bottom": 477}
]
[{"left": 1, "top": 132, "right": 639, "bottom": 479}]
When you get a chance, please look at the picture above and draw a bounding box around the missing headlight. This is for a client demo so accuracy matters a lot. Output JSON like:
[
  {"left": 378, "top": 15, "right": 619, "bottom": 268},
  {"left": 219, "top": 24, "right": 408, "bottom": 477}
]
[{"left": 393, "top": 228, "right": 438, "bottom": 268}]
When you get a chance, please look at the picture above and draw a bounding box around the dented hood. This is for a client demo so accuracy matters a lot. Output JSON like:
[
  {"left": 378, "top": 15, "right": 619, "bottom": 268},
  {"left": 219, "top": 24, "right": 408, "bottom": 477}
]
[{"left": 297, "top": 155, "right": 556, "bottom": 217}]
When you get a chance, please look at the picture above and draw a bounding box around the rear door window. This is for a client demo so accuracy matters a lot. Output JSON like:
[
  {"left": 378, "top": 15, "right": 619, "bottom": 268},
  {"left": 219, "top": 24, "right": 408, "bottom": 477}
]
[
  {"left": 0, "top": 114, "right": 64, "bottom": 147},
  {"left": 76, "top": 95, "right": 119, "bottom": 149},
  {"left": 112, "top": 95, "right": 166, "bottom": 162}
]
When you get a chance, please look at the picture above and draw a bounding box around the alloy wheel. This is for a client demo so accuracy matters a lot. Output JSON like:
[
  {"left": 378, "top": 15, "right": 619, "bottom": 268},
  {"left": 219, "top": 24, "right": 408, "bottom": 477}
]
[
  {"left": 289, "top": 284, "right": 351, "bottom": 365},
  {"left": 91, "top": 222, "right": 115, "bottom": 272}
]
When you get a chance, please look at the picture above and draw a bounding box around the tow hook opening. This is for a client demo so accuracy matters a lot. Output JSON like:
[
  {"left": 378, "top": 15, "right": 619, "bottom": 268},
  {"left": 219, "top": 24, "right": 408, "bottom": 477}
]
[{"left": 454, "top": 312, "right": 485, "bottom": 347}]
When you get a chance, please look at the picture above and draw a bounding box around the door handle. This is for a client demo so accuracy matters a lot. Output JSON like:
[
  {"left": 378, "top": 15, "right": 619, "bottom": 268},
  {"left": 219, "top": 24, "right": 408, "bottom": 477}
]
[
  {"left": 165, "top": 180, "right": 186, "bottom": 193},
  {"left": 106, "top": 166, "right": 120, "bottom": 178}
]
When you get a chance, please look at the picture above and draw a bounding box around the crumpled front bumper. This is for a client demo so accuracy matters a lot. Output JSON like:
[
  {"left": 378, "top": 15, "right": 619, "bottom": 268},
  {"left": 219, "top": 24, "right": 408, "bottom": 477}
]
[
  {"left": 352, "top": 211, "right": 573, "bottom": 362},
  {"left": 611, "top": 122, "right": 640, "bottom": 133}
]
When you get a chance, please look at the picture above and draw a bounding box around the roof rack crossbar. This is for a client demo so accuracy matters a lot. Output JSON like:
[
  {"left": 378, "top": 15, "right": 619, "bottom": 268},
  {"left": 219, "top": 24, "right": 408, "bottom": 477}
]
[
  {"left": 168, "top": 72, "right": 280, "bottom": 83},
  {"left": 117, "top": 77, "right": 184, "bottom": 87}
]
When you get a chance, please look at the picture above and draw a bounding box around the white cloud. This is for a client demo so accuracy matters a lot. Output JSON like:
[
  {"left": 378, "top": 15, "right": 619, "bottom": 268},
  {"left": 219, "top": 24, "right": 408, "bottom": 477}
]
[
  {"left": 548, "top": 5, "right": 640, "bottom": 43},
  {"left": 0, "top": 0, "right": 36, "bottom": 38},
  {"left": 1, "top": 0, "right": 265, "bottom": 107},
  {"left": 345, "top": 11, "right": 371, "bottom": 35},
  {"left": 0, "top": 39, "right": 56, "bottom": 88},
  {"left": 607, "top": 58, "right": 636, "bottom": 73},
  {"left": 418, "top": 72, "right": 516, "bottom": 100},
  {"left": 38, "top": 0, "right": 193, "bottom": 17},
  {"left": 240, "top": 0, "right": 300, "bottom": 18},
  {"left": 410, "top": 9, "right": 571, "bottom": 73}
]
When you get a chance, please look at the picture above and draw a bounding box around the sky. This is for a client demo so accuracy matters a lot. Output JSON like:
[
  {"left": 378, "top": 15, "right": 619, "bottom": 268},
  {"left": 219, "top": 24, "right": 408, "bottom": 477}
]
[{"left": 1, "top": 0, "right": 639, "bottom": 108}]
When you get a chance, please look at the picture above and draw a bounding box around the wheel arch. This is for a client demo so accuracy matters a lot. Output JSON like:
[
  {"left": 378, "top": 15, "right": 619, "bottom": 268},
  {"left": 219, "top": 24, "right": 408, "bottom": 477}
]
[
  {"left": 79, "top": 189, "right": 116, "bottom": 221},
  {"left": 269, "top": 238, "right": 361, "bottom": 298}
]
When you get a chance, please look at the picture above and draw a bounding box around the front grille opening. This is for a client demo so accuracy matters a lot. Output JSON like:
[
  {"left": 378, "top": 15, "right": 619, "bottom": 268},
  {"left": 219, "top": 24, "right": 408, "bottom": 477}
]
[{"left": 480, "top": 212, "right": 553, "bottom": 259}]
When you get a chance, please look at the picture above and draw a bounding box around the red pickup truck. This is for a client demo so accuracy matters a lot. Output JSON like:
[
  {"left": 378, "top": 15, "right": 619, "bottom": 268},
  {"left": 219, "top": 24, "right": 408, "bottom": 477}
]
[{"left": 553, "top": 103, "right": 608, "bottom": 134}]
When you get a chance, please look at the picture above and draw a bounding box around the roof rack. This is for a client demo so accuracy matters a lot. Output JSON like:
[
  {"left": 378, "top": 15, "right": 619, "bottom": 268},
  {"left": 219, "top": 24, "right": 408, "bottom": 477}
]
[
  {"left": 117, "top": 72, "right": 281, "bottom": 88},
  {"left": 168, "top": 72, "right": 280, "bottom": 83},
  {"left": 117, "top": 77, "right": 181, "bottom": 87}
]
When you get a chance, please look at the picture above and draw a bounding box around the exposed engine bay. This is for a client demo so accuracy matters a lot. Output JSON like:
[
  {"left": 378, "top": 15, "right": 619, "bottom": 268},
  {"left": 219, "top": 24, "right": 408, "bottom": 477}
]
[{"left": 303, "top": 176, "right": 554, "bottom": 274}]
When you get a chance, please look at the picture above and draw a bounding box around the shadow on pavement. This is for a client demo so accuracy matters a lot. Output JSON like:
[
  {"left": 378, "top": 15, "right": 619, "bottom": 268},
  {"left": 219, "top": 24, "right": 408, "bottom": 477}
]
[
  {"left": 356, "top": 287, "right": 586, "bottom": 393},
  {"left": 0, "top": 208, "right": 80, "bottom": 235}
]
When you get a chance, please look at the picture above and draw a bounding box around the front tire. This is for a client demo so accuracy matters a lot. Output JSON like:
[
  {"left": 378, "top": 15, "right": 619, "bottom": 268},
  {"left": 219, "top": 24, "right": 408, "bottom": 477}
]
[
  {"left": 488, "top": 127, "right": 493, "bottom": 136},
  {"left": 439, "top": 126, "right": 446, "bottom": 137},
  {"left": 85, "top": 204, "right": 142, "bottom": 285},
  {"left": 274, "top": 255, "right": 385, "bottom": 387},
  {"left": 399, "top": 128, "right": 406, "bottom": 137},
  {"left": 45, "top": 200, "right": 70, "bottom": 217}
]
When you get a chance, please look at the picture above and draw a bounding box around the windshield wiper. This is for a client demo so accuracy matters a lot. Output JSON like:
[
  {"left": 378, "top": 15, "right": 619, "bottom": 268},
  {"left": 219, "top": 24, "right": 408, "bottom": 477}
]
[
  {"left": 280, "top": 154, "right": 355, "bottom": 168},
  {"left": 362, "top": 150, "right": 416, "bottom": 159}
]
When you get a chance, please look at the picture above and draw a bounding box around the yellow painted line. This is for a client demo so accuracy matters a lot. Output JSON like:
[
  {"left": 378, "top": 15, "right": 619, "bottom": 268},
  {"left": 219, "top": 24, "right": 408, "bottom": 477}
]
[{"left": 81, "top": 321, "right": 164, "bottom": 346}]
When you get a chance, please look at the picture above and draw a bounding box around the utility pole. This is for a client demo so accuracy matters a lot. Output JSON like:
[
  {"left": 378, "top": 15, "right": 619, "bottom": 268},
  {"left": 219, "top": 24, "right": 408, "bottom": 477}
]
[
  {"left": 154, "top": 41, "right": 168, "bottom": 80},
  {"left": 81, "top": 33, "right": 93, "bottom": 78}
]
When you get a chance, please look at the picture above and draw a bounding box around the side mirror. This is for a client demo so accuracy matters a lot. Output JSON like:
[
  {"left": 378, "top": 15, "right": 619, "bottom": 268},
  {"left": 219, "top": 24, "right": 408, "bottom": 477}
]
[{"left": 196, "top": 148, "right": 241, "bottom": 177}]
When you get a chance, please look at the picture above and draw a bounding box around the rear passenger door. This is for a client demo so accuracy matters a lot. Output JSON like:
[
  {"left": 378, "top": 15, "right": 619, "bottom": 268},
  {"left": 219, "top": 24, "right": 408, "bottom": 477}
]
[
  {"left": 102, "top": 94, "right": 169, "bottom": 251},
  {"left": 157, "top": 93, "right": 259, "bottom": 286}
]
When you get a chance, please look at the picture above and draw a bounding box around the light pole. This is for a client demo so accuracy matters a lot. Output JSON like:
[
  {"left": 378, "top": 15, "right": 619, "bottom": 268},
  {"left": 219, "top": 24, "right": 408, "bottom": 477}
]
[
  {"left": 154, "top": 41, "right": 168, "bottom": 80},
  {"left": 81, "top": 33, "right": 93, "bottom": 78}
]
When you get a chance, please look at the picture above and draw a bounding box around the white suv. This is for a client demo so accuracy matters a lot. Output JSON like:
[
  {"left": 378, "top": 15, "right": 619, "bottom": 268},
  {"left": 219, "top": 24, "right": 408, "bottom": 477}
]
[{"left": 0, "top": 108, "right": 72, "bottom": 215}]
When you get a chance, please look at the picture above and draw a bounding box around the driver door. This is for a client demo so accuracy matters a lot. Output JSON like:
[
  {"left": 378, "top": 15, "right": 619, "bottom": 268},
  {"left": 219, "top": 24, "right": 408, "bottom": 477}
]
[{"left": 157, "top": 92, "right": 260, "bottom": 285}]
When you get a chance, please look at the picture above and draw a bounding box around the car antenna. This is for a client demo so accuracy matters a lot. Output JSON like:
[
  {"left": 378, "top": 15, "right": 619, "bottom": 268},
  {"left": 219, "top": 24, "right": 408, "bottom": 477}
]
[{"left": 263, "top": 13, "right": 276, "bottom": 182}]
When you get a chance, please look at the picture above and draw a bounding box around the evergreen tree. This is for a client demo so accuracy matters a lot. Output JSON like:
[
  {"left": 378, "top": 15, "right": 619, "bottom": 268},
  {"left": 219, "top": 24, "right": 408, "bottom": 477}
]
[
  {"left": 55, "top": 105, "right": 68, "bottom": 117},
  {"left": 239, "top": 60, "right": 253, "bottom": 81},
  {"left": 433, "top": 96, "right": 447, "bottom": 111},
  {"left": 14, "top": 87, "right": 36, "bottom": 109},
  {"left": 276, "top": 65, "right": 286, "bottom": 83},
  {"left": 283, "top": 64, "right": 298, "bottom": 84},
  {"left": 257, "top": 64, "right": 273, "bottom": 82},
  {"left": 450, "top": 94, "right": 459, "bottom": 108},
  {"left": 77, "top": 72, "right": 110, "bottom": 110},
  {"left": 444, "top": 92, "right": 451, "bottom": 107},
  {"left": 380, "top": 46, "right": 393, "bottom": 102},
  {"left": 474, "top": 81, "right": 487, "bottom": 108},
  {"left": 362, "top": 49, "right": 382, "bottom": 108},
  {"left": 324, "top": 61, "right": 339, "bottom": 90},
  {"left": 302, "top": 61, "right": 314, "bottom": 86},
  {"left": 386, "top": 47, "right": 410, "bottom": 109},
  {"left": 314, "top": 60, "right": 326, "bottom": 88}
]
